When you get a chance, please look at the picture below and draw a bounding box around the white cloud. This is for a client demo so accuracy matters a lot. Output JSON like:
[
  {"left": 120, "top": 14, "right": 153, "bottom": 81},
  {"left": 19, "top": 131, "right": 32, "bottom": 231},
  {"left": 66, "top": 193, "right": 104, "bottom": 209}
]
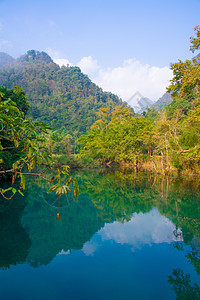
[
  {"left": 46, "top": 48, "right": 73, "bottom": 67},
  {"left": 93, "top": 58, "right": 173, "bottom": 102},
  {"left": 49, "top": 51, "right": 173, "bottom": 102},
  {"left": 54, "top": 58, "right": 73, "bottom": 67},
  {"left": 77, "top": 56, "right": 99, "bottom": 76}
]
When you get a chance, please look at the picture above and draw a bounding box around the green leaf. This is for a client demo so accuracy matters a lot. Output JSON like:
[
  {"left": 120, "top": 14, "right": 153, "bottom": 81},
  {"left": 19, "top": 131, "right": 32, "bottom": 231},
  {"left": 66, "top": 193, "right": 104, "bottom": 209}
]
[
  {"left": 20, "top": 173, "right": 25, "bottom": 190},
  {"left": 48, "top": 183, "right": 61, "bottom": 192},
  {"left": 18, "top": 190, "right": 24, "bottom": 196},
  {"left": 62, "top": 165, "right": 70, "bottom": 175},
  {"left": 66, "top": 177, "right": 72, "bottom": 186}
]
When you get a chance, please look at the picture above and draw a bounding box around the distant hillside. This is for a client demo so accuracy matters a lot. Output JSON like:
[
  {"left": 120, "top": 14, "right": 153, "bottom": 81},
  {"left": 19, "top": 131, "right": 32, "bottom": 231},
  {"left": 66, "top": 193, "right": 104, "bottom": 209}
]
[
  {"left": 152, "top": 93, "right": 171, "bottom": 111},
  {"left": 0, "top": 52, "right": 15, "bottom": 67},
  {"left": 129, "top": 93, "right": 171, "bottom": 113},
  {"left": 0, "top": 50, "right": 127, "bottom": 135},
  {"left": 135, "top": 97, "right": 153, "bottom": 113}
]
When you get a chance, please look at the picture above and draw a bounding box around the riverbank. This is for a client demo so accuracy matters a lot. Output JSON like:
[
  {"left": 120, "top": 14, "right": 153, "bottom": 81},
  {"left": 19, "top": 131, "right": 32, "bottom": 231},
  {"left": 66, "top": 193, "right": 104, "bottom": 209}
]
[{"left": 53, "top": 154, "right": 200, "bottom": 177}]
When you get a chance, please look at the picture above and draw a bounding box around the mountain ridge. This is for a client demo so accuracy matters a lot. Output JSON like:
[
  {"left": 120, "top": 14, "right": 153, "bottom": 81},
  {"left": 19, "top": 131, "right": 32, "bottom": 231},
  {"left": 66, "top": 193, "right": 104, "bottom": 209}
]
[{"left": 0, "top": 50, "right": 128, "bottom": 136}]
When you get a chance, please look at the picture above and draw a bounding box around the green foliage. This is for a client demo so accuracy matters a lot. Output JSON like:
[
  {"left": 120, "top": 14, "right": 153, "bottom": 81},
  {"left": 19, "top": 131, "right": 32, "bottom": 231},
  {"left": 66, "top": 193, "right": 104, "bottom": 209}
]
[
  {"left": 0, "top": 27, "right": 199, "bottom": 176},
  {"left": 190, "top": 26, "right": 200, "bottom": 53},
  {"left": 0, "top": 50, "right": 127, "bottom": 139},
  {"left": 78, "top": 25, "right": 200, "bottom": 174},
  {"left": 78, "top": 105, "right": 153, "bottom": 165},
  {"left": 0, "top": 87, "right": 79, "bottom": 200},
  {"left": 0, "top": 86, "right": 29, "bottom": 114},
  {"left": 144, "top": 107, "right": 159, "bottom": 122},
  {"left": 150, "top": 26, "right": 200, "bottom": 174},
  {"left": 167, "top": 26, "right": 200, "bottom": 99}
]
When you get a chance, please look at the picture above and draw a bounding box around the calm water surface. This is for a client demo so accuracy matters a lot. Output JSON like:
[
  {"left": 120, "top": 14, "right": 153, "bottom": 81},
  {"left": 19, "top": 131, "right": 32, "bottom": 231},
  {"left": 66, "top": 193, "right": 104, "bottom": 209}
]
[{"left": 0, "top": 170, "right": 200, "bottom": 300}]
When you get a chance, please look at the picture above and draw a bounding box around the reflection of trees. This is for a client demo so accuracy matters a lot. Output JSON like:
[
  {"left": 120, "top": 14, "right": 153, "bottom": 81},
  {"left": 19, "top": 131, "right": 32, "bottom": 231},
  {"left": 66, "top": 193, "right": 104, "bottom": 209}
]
[
  {"left": 168, "top": 268, "right": 200, "bottom": 300},
  {"left": 1, "top": 169, "right": 200, "bottom": 272},
  {"left": 0, "top": 192, "right": 31, "bottom": 269},
  {"left": 186, "top": 249, "right": 200, "bottom": 276},
  {"left": 79, "top": 170, "right": 200, "bottom": 241},
  {"left": 79, "top": 169, "right": 200, "bottom": 276},
  {"left": 21, "top": 186, "right": 105, "bottom": 267},
  {"left": 155, "top": 178, "right": 200, "bottom": 243},
  {"left": 78, "top": 170, "right": 156, "bottom": 223}
]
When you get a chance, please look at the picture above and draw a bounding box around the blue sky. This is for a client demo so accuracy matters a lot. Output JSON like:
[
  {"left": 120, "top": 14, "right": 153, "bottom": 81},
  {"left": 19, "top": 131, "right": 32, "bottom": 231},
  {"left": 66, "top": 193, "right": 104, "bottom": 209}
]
[{"left": 0, "top": 0, "right": 200, "bottom": 101}]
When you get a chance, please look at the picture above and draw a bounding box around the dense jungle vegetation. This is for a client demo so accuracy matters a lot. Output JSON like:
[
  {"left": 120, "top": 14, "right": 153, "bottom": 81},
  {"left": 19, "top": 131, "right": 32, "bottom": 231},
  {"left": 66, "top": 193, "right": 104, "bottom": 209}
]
[
  {"left": 0, "top": 26, "right": 200, "bottom": 195},
  {"left": 78, "top": 26, "right": 200, "bottom": 175},
  {"left": 0, "top": 50, "right": 127, "bottom": 136}
]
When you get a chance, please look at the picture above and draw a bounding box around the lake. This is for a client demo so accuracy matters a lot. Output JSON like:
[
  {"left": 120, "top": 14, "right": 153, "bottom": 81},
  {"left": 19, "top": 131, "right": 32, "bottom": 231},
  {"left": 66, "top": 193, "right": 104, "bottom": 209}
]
[{"left": 0, "top": 169, "right": 200, "bottom": 300}]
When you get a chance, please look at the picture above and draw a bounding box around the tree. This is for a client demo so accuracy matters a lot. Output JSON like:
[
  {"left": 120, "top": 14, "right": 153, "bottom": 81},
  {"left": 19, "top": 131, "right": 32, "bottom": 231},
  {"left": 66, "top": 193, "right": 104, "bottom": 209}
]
[
  {"left": 0, "top": 87, "right": 79, "bottom": 201},
  {"left": 167, "top": 26, "right": 200, "bottom": 100},
  {"left": 152, "top": 26, "right": 200, "bottom": 174},
  {"left": 78, "top": 106, "right": 153, "bottom": 165}
]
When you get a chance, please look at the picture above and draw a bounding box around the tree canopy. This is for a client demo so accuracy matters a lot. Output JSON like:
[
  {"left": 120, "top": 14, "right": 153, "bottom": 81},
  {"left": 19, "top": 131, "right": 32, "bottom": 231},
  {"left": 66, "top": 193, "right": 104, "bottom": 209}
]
[
  {"left": 78, "top": 26, "right": 200, "bottom": 174},
  {"left": 0, "top": 87, "right": 79, "bottom": 200}
]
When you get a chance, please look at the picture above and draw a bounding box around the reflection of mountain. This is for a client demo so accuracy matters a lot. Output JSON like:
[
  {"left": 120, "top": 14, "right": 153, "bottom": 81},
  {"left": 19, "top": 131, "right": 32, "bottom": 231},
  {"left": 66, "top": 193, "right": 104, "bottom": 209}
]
[
  {"left": 21, "top": 191, "right": 106, "bottom": 267},
  {"left": 0, "top": 193, "right": 31, "bottom": 269},
  {"left": 0, "top": 170, "right": 199, "bottom": 271}
]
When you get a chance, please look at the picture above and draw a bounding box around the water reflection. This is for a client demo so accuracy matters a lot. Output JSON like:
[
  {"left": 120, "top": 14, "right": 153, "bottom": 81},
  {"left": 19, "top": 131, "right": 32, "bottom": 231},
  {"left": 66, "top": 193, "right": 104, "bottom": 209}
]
[
  {"left": 1, "top": 170, "right": 200, "bottom": 269},
  {"left": 0, "top": 191, "right": 31, "bottom": 269},
  {"left": 0, "top": 170, "right": 199, "bottom": 299},
  {"left": 168, "top": 268, "right": 200, "bottom": 300},
  {"left": 99, "top": 208, "right": 183, "bottom": 249}
]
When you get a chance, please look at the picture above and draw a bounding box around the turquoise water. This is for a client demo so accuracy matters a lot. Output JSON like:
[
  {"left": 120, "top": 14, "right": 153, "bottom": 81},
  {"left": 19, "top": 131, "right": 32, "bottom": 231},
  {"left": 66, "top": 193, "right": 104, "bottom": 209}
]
[{"left": 0, "top": 170, "right": 200, "bottom": 299}]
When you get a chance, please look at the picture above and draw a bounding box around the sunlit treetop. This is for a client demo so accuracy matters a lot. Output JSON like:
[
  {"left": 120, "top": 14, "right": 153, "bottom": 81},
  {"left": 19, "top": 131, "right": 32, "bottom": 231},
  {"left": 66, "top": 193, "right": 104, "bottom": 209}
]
[
  {"left": 167, "top": 26, "right": 200, "bottom": 98},
  {"left": 190, "top": 26, "right": 200, "bottom": 53}
]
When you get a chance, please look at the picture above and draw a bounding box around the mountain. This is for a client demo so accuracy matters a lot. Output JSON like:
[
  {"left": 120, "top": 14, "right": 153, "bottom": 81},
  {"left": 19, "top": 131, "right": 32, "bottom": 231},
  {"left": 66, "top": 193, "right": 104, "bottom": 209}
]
[
  {"left": 0, "top": 50, "right": 127, "bottom": 136},
  {"left": 152, "top": 93, "right": 171, "bottom": 111},
  {"left": 128, "top": 92, "right": 171, "bottom": 113},
  {"left": 126, "top": 92, "right": 153, "bottom": 113},
  {"left": 134, "top": 97, "right": 153, "bottom": 113},
  {"left": 0, "top": 52, "right": 15, "bottom": 67}
]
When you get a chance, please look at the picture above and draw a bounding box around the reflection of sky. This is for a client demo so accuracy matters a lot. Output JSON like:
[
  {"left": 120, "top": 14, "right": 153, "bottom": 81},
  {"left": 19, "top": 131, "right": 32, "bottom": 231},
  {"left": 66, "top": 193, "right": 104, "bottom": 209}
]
[{"left": 82, "top": 208, "right": 183, "bottom": 256}]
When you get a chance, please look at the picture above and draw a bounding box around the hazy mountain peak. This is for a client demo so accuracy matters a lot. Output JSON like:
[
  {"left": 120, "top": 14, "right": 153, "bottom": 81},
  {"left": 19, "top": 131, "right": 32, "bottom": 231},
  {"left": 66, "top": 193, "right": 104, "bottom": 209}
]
[
  {"left": 0, "top": 52, "right": 15, "bottom": 67},
  {"left": 18, "top": 50, "right": 53, "bottom": 64}
]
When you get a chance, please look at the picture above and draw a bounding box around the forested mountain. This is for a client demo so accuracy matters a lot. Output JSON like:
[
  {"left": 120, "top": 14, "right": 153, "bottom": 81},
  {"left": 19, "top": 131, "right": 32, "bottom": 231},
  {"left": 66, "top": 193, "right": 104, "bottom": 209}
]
[
  {"left": 152, "top": 93, "right": 171, "bottom": 110},
  {"left": 0, "top": 50, "right": 126, "bottom": 136}
]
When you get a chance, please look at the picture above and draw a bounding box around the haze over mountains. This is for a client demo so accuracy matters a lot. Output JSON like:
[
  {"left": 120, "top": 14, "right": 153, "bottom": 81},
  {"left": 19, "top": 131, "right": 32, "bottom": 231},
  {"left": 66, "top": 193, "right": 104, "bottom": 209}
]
[{"left": 0, "top": 50, "right": 171, "bottom": 131}]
